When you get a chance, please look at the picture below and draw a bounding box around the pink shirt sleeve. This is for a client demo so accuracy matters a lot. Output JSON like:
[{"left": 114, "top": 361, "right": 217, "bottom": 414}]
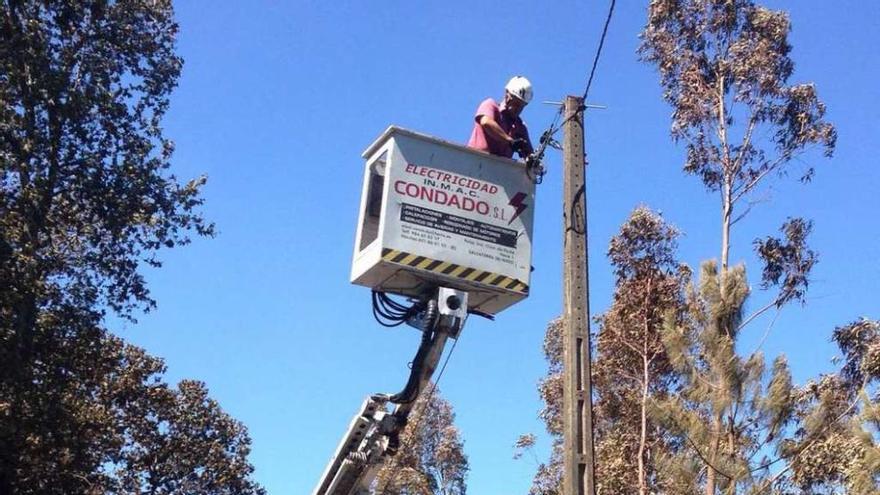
[{"left": 474, "top": 98, "right": 499, "bottom": 123}]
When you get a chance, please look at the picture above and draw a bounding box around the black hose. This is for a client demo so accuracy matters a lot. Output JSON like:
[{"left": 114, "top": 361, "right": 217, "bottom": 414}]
[
  {"left": 372, "top": 291, "right": 423, "bottom": 327},
  {"left": 389, "top": 299, "right": 438, "bottom": 404}
]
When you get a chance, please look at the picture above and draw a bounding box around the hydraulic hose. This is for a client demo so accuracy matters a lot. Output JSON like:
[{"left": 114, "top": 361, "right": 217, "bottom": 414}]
[{"left": 389, "top": 299, "right": 438, "bottom": 404}]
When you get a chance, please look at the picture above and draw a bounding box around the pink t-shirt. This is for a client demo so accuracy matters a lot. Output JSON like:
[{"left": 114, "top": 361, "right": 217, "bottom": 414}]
[{"left": 467, "top": 98, "right": 531, "bottom": 158}]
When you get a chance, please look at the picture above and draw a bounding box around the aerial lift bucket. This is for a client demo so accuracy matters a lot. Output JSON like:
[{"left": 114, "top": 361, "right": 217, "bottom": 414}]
[{"left": 352, "top": 126, "right": 536, "bottom": 315}]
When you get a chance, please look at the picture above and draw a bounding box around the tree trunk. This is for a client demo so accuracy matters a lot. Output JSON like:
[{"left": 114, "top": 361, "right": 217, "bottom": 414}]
[
  {"left": 717, "top": 73, "right": 732, "bottom": 273},
  {"left": 639, "top": 352, "right": 649, "bottom": 495},
  {"left": 706, "top": 414, "right": 722, "bottom": 495},
  {"left": 720, "top": 186, "right": 731, "bottom": 272},
  {"left": 639, "top": 281, "right": 653, "bottom": 495},
  {"left": 726, "top": 416, "right": 737, "bottom": 493}
]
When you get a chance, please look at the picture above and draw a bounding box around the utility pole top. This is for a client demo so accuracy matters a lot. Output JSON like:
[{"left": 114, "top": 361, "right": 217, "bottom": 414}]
[{"left": 541, "top": 101, "right": 607, "bottom": 110}]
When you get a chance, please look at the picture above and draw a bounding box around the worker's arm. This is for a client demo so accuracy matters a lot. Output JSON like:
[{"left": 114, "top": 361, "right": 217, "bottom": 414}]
[
  {"left": 477, "top": 115, "right": 515, "bottom": 146},
  {"left": 480, "top": 115, "right": 534, "bottom": 157}
]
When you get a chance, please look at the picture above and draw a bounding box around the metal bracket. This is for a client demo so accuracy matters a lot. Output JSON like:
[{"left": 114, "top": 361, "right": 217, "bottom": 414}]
[{"left": 436, "top": 287, "right": 468, "bottom": 339}]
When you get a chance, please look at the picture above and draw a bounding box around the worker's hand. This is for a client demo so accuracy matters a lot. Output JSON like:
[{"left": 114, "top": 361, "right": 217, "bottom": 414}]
[{"left": 510, "top": 138, "right": 528, "bottom": 156}]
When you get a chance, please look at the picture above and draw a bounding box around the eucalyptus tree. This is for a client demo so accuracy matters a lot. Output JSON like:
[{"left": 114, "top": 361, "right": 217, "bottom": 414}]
[
  {"left": 640, "top": 1, "right": 844, "bottom": 493},
  {"left": 592, "top": 207, "right": 687, "bottom": 495},
  {"left": 640, "top": 0, "right": 835, "bottom": 271}
]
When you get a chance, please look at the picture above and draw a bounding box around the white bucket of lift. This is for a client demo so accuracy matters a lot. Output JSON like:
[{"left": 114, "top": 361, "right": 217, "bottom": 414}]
[{"left": 351, "top": 126, "right": 536, "bottom": 315}]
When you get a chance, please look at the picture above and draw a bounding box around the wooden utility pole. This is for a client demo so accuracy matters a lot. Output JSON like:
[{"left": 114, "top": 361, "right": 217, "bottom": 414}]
[{"left": 561, "top": 95, "right": 596, "bottom": 495}]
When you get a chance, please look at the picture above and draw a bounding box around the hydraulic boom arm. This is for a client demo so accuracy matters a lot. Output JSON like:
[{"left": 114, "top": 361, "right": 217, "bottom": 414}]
[{"left": 311, "top": 287, "right": 468, "bottom": 495}]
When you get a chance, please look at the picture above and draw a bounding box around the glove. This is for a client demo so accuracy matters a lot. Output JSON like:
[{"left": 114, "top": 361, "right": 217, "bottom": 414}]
[{"left": 510, "top": 138, "right": 528, "bottom": 155}]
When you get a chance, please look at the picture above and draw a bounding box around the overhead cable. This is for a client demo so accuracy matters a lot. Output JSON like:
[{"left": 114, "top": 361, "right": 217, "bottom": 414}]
[{"left": 529, "top": 0, "right": 617, "bottom": 174}]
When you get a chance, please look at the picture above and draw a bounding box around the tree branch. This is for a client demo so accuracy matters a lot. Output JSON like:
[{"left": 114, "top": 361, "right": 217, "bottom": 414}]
[
  {"left": 748, "top": 308, "right": 782, "bottom": 358},
  {"left": 732, "top": 111, "right": 759, "bottom": 175},
  {"left": 729, "top": 201, "right": 754, "bottom": 227},
  {"left": 749, "top": 377, "right": 868, "bottom": 492},
  {"left": 731, "top": 149, "right": 799, "bottom": 205},
  {"left": 683, "top": 429, "right": 735, "bottom": 481},
  {"left": 736, "top": 298, "right": 781, "bottom": 334},
  {"left": 619, "top": 336, "right": 646, "bottom": 359}
]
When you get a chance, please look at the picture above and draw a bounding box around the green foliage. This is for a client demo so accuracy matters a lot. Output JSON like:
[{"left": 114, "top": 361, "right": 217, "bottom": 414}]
[
  {"left": 0, "top": 313, "right": 265, "bottom": 494},
  {"left": 785, "top": 373, "right": 879, "bottom": 494},
  {"left": 1, "top": 0, "right": 214, "bottom": 320},
  {"left": 761, "top": 356, "right": 794, "bottom": 442},
  {"left": 0, "top": 1, "right": 262, "bottom": 493},
  {"left": 523, "top": 1, "right": 866, "bottom": 493},
  {"left": 833, "top": 319, "right": 880, "bottom": 388},
  {"left": 654, "top": 262, "right": 787, "bottom": 493},
  {"left": 782, "top": 319, "right": 880, "bottom": 493},
  {"left": 654, "top": 284, "right": 880, "bottom": 494}
]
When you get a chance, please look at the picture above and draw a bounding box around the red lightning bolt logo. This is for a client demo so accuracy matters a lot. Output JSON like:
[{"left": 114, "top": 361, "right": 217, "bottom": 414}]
[{"left": 508, "top": 192, "right": 528, "bottom": 225}]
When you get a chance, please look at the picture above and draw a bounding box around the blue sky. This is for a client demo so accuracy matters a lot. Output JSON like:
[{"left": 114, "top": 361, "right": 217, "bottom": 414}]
[{"left": 116, "top": 1, "right": 879, "bottom": 493}]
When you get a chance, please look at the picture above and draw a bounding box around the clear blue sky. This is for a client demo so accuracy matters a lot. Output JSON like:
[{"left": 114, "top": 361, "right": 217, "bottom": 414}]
[{"left": 115, "top": 1, "right": 879, "bottom": 493}]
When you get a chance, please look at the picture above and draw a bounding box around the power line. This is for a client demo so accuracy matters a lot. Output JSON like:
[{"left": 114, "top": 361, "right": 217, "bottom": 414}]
[
  {"left": 531, "top": 0, "right": 617, "bottom": 167},
  {"left": 582, "top": 0, "right": 616, "bottom": 103}
]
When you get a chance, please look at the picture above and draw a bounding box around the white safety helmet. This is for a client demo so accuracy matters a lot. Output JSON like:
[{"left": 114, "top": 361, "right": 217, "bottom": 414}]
[{"left": 505, "top": 76, "right": 533, "bottom": 104}]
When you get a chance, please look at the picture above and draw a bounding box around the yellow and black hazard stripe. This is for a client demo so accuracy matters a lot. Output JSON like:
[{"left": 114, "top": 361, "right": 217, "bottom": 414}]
[{"left": 381, "top": 248, "right": 529, "bottom": 294}]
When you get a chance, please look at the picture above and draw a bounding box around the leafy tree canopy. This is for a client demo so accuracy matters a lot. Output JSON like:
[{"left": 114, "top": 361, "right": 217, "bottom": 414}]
[{"left": 1, "top": 1, "right": 262, "bottom": 493}]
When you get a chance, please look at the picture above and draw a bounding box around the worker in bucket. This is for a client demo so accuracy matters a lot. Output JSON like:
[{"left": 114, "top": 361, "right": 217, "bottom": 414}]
[{"left": 467, "top": 76, "right": 534, "bottom": 160}]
